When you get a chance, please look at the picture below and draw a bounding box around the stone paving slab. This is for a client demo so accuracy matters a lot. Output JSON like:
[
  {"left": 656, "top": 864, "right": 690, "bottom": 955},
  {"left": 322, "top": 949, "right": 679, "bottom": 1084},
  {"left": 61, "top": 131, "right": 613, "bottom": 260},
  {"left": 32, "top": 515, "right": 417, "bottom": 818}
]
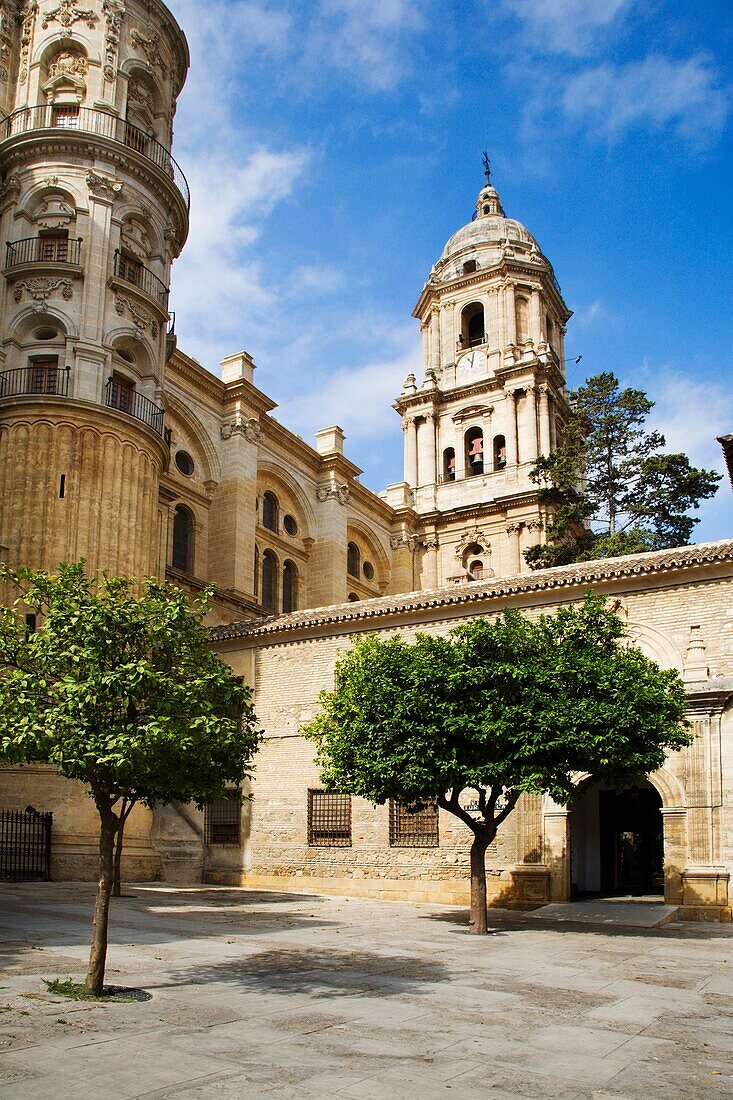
[
  {"left": 0, "top": 882, "right": 732, "bottom": 1099},
  {"left": 527, "top": 901, "right": 679, "bottom": 927}
]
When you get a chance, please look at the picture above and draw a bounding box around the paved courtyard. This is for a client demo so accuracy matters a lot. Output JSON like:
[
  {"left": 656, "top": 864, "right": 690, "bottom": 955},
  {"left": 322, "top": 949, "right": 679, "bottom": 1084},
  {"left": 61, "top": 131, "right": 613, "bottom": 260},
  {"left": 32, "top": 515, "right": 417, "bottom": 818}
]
[{"left": 0, "top": 883, "right": 732, "bottom": 1099}]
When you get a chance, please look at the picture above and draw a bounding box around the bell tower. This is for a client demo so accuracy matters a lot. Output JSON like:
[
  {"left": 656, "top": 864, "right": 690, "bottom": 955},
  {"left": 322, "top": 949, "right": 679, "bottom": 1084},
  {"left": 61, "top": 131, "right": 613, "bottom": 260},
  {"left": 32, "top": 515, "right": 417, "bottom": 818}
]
[
  {"left": 391, "top": 164, "right": 572, "bottom": 586},
  {"left": 0, "top": 0, "right": 189, "bottom": 577}
]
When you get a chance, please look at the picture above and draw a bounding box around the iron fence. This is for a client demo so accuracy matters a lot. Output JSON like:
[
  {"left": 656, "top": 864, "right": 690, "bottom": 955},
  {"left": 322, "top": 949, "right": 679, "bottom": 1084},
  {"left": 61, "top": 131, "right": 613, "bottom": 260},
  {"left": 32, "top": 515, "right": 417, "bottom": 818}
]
[
  {"left": 6, "top": 236, "right": 82, "bottom": 267},
  {"left": 104, "top": 378, "right": 165, "bottom": 436},
  {"left": 0, "top": 809, "right": 52, "bottom": 880},
  {"left": 0, "top": 365, "right": 70, "bottom": 398},
  {"left": 113, "top": 250, "right": 169, "bottom": 307}
]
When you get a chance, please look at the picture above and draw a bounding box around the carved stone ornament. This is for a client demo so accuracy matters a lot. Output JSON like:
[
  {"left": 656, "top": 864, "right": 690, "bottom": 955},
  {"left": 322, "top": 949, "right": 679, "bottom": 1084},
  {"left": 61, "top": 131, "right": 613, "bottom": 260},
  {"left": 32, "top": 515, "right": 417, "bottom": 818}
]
[
  {"left": 114, "top": 294, "right": 159, "bottom": 339},
  {"left": 42, "top": 0, "right": 98, "bottom": 33},
  {"left": 86, "top": 170, "right": 122, "bottom": 200},
  {"left": 35, "top": 194, "right": 76, "bottom": 229},
  {"left": 316, "top": 482, "right": 351, "bottom": 506},
  {"left": 422, "top": 538, "right": 439, "bottom": 552},
  {"left": 18, "top": 2, "right": 37, "bottom": 86},
  {"left": 220, "top": 416, "right": 262, "bottom": 444},
  {"left": 130, "top": 27, "right": 168, "bottom": 77},
  {"left": 127, "top": 77, "right": 154, "bottom": 117},
  {"left": 102, "top": 0, "right": 125, "bottom": 82},
  {"left": 14, "top": 277, "right": 73, "bottom": 307},
  {"left": 454, "top": 527, "right": 488, "bottom": 558},
  {"left": 47, "top": 50, "right": 88, "bottom": 79},
  {"left": 390, "top": 533, "right": 417, "bottom": 551},
  {"left": 0, "top": 173, "right": 21, "bottom": 204}
]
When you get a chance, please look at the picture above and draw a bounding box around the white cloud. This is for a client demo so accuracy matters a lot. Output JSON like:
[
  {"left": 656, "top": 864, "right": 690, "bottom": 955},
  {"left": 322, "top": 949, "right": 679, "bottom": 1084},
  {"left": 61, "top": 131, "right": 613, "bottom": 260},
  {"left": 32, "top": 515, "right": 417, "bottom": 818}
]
[
  {"left": 561, "top": 54, "right": 729, "bottom": 147},
  {"left": 305, "top": 0, "right": 426, "bottom": 92},
  {"left": 275, "top": 326, "right": 421, "bottom": 442},
  {"left": 500, "top": 0, "right": 632, "bottom": 57},
  {"left": 285, "top": 264, "right": 346, "bottom": 298}
]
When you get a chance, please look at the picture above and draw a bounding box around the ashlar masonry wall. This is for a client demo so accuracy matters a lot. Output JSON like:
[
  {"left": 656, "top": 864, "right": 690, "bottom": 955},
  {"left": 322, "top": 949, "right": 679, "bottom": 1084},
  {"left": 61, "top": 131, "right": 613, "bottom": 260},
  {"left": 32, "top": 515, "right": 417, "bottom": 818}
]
[{"left": 213, "top": 541, "right": 733, "bottom": 919}]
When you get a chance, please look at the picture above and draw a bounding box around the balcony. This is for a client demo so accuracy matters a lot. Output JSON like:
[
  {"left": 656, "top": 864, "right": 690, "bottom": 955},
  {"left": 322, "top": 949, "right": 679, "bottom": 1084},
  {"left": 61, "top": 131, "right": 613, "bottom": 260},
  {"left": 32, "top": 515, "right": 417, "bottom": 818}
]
[
  {"left": 0, "top": 106, "right": 190, "bottom": 210},
  {"left": 104, "top": 378, "right": 164, "bottom": 436},
  {"left": 113, "top": 250, "right": 169, "bottom": 308},
  {"left": 0, "top": 367, "right": 165, "bottom": 438},
  {"left": 0, "top": 365, "right": 70, "bottom": 398},
  {"left": 6, "top": 237, "right": 82, "bottom": 268}
]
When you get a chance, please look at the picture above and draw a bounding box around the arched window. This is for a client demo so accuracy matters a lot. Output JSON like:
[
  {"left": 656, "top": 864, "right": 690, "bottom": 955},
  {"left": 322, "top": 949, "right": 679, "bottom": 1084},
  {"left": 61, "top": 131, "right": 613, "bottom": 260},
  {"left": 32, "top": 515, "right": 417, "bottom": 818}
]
[
  {"left": 262, "top": 550, "right": 277, "bottom": 612},
  {"left": 515, "top": 296, "right": 530, "bottom": 343},
  {"left": 254, "top": 545, "right": 259, "bottom": 597},
  {"left": 347, "top": 541, "right": 360, "bottom": 577},
  {"left": 460, "top": 302, "right": 485, "bottom": 348},
  {"left": 493, "top": 434, "right": 507, "bottom": 470},
  {"left": 262, "top": 491, "right": 278, "bottom": 532},
  {"left": 172, "top": 504, "right": 193, "bottom": 573},
  {"left": 463, "top": 259, "right": 477, "bottom": 274},
  {"left": 469, "top": 560, "right": 484, "bottom": 581},
  {"left": 443, "top": 447, "right": 456, "bottom": 482},
  {"left": 282, "top": 560, "right": 297, "bottom": 613},
  {"left": 464, "top": 427, "right": 484, "bottom": 476}
]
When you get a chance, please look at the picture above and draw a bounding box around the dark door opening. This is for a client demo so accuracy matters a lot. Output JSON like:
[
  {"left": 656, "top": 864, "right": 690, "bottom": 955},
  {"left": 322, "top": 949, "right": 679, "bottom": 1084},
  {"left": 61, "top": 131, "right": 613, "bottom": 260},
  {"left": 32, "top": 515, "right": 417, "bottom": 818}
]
[{"left": 599, "top": 787, "right": 663, "bottom": 896}]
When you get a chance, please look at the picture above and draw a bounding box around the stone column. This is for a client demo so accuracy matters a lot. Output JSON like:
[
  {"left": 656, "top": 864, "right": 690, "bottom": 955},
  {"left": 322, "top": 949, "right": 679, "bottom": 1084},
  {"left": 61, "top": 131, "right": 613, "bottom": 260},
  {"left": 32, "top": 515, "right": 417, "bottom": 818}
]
[
  {"left": 454, "top": 420, "right": 466, "bottom": 480},
  {"left": 311, "top": 480, "right": 350, "bottom": 605},
  {"left": 403, "top": 416, "right": 418, "bottom": 487},
  {"left": 422, "top": 537, "right": 439, "bottom": 588},
  {"left": 524, "top": 385, "right": 538, "bottom": 463},
  {"left": 390, "top": 533, "right": 416, "bottom": 593},
  {"left": 208, "top": 417, "right": 260, "bottom": 597},
  {"left": 543, "top": 804, "right": 571, "bottom": 903},
  {"left": 504, "top": 388, "right": 518, "bottom": 467},
  {"left": 530, "top": 288, "right": 544, "bottom": 344},
  {"left": 419, "top": 412, "right": 436, "bottom": 487},
  {"left": 520, "top": 519, "right": 542, "bottom": 571},
  {"left": 505, "top": 522, "right": 521, "bottom": 575},
  {"left": 430, "top": 307, "right": 440, "bottom": 372},
  {"left": 504, "top": 282, "right": 517, "bottom": 346},
  {"left": 661, "top": 807, "right": 686, "bottom": 904},
  {"left": 538, "top": 384, "right": 552, "bottom": 456}
]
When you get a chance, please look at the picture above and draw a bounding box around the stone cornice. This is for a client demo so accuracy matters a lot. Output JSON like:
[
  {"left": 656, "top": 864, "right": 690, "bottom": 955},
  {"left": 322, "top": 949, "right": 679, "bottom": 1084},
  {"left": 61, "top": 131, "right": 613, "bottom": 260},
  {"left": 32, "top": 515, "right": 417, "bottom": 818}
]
[
  {"left": 168, "top": 350, "right": 226, "bottom": 404},
  {"left": 413, "top": 256, "right": 571, "bottom": 322},
  {"left": 212, "top": 539, "right": 733, "bottom": 644},
  {"left": 394, "top": 363, "right": 568, "bottom": 413}
]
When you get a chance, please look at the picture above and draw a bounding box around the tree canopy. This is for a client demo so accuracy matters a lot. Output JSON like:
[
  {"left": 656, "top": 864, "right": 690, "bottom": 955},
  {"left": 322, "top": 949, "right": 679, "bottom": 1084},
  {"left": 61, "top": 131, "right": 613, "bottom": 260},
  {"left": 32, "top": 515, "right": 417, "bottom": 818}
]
[
  {"left": 0, "top": 562, "right": 261, "bottom": 993},
  {"left": 526, "top": 372, "right": 720, "bottom": 569},
  {"left": 304, "top": 596, "right": 689, "bottom": 932}
]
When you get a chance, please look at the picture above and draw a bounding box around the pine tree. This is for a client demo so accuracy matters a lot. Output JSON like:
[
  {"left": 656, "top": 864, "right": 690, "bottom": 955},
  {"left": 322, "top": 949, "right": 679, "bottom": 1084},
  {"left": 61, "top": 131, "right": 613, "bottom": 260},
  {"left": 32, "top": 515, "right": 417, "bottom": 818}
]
[{"left": 526, "top": 372, "right": 721, "bottom": 569}]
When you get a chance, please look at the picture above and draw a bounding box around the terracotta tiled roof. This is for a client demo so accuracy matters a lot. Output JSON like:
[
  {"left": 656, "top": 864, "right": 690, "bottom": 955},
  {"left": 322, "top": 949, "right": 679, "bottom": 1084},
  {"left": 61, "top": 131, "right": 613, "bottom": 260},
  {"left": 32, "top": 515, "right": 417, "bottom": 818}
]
[
  {"left": 718, "top": 435, "right": 733, "bottom": 490},
  {"left": 211, "top": 538, "right": 733, "bottom": 642}
]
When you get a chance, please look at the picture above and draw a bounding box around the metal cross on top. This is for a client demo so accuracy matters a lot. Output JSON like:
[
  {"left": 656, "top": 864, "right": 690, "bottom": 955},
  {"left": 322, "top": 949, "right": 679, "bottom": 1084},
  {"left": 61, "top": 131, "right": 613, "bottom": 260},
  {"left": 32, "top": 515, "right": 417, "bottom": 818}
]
[{"left": 482, "top": 150, "right": 491, "bottom": 186}]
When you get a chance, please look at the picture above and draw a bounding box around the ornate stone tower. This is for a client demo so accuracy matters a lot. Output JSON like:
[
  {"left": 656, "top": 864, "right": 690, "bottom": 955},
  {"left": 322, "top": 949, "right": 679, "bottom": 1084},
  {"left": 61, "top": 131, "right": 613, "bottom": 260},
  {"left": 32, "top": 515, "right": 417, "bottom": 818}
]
[
  {"left": 393, "top": 168, "right": 572, "bottom": 587},
  {"left": 0, "top": 0, "right": 189, "bottom": 577}
]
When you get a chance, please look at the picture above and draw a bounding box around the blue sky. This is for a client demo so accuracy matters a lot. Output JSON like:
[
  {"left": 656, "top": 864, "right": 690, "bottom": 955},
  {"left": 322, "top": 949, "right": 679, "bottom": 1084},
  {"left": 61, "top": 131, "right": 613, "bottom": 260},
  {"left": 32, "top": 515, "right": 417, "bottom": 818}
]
[{"left": 165, "top": 0, "right": 733, "bottom": 543}]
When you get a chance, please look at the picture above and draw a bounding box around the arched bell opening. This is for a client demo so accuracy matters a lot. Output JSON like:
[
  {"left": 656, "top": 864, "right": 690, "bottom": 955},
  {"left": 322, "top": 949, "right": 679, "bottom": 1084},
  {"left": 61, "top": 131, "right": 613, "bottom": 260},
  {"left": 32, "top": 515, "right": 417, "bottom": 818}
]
[
  {"left": 464, "top": 426, "right": 484, "bottom": 476},
  {"left": 460, "top": 302, "right": 485, "bottom": 349},
  {"left": 442, "top": 447, "right": 456, "bottom": 482}
]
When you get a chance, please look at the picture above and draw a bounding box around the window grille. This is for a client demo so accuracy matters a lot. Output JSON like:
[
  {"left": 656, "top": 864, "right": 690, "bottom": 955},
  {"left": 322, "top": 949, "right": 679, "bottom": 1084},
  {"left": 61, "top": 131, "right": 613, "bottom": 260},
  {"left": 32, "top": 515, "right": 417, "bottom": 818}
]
[
  {"left": 308, "top": 789, "right": 351, "bottom": 846},
  {"left": 204, "top": 788, "right": 242, "bottom": 846},
  {"left": 52, "top": 105, "right": 79, "bottom": 129},
  {"left": 172, "top": 504, "right": 193, "bottom": 573},
  {"left": 389, "top": 799, "right": 439, "bottom": 847}
]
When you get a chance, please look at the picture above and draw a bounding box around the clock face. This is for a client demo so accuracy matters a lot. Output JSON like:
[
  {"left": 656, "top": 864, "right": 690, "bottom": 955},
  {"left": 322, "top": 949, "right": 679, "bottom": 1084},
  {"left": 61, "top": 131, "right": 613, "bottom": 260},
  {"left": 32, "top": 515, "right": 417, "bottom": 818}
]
[{"left": 457, "top": 349, "right": 487, "bottom": 375}]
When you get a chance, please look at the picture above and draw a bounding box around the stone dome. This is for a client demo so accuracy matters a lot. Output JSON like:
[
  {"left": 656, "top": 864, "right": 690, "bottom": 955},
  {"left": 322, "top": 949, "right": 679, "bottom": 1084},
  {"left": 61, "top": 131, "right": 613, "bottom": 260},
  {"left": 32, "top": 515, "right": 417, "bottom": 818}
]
[{"left": 438, "top": 182, "right": 540, "bottom": 264}]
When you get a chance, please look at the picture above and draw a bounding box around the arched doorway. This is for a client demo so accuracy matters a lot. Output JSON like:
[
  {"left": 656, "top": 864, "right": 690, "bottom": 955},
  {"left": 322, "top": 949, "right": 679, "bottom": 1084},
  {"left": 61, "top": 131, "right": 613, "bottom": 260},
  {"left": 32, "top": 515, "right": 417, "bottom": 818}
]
[{"left": 570, "top": 780, "right": 664, "bottom": 897}]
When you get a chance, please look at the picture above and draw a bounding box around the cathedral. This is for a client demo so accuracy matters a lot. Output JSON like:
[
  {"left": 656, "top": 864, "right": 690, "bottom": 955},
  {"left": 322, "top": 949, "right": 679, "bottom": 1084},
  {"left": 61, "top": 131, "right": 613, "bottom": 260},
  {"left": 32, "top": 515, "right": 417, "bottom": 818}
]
[{"left": 0, "top": 0, "right": 731, "bottom": 920}]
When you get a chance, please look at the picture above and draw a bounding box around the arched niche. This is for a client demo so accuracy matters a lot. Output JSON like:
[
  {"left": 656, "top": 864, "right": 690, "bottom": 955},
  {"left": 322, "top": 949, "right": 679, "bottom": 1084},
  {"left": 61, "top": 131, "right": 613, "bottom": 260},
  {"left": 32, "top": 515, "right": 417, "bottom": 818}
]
[
  {"left": 163, "top": 392, "right": 221, "bottom": 484},
  {"left": 256, "top": 460, "right": 318, "bottom": 540}
]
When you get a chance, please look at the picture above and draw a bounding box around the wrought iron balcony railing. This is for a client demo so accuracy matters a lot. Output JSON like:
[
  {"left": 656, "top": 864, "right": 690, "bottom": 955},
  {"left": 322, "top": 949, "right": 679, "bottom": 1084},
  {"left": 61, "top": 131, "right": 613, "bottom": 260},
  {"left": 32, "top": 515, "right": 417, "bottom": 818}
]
[
  {"left": 0, "top": 106, "right": 190, "bottom": 210},
  {"left": 104, "top": 378, "right": 164, "bottom": 436},
  {"left": 0, "top": 365, "right": 70, "bottom": 398},
  {"left": 0, "top": 367, "right": 165, "bottom": 438},
  {"left": 6, "top": 236, "right": 82, "bottom": 268},
  {"left": 113, "top": 250, "right": 169, "bottom": 308}
]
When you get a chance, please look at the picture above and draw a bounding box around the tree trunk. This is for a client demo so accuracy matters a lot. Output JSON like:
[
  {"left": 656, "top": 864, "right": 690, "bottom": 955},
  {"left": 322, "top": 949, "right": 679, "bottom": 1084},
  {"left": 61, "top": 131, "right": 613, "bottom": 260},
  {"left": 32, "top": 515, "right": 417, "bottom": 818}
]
[
  {"left": 112, "top": 816, "right": 125, "bottom": 897},
  {"left": 469, "top": 831, "right": 491, "bottom": 935},
  {"left": 85, "top": 806, "right": 118, "bottom": 996}
]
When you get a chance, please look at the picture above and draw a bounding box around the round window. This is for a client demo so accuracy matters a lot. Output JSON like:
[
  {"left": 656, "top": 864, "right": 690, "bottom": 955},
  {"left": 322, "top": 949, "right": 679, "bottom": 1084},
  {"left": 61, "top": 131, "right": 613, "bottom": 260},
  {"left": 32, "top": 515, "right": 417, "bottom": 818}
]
[
  {"left": 33, "top": 327, "right": 59, "bottom": 341},
  {"left": 363, "top": 561, "right": 374, "bottom": 580},
  {"left": 116, "top": 348, "right": 136, "bottom": 364},
  {"left": 175, "top": 450, "right": 195, "bottom": 477},
  {"left": 283, "top": 514, "right": 298, "bottom": 536}
]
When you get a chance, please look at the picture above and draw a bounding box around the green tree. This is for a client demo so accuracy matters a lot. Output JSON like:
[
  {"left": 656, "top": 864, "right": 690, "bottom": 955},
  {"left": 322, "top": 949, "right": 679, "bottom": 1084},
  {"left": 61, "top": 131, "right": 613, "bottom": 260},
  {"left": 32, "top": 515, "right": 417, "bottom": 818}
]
[
  {"left": 303, "top": 597, "right": 689, "bottom": 934},
  {"left": 526, "top": 372, "right": 720, "bottom": 569},
  {"left": 0, "top": 563, "right": 261, "bottom": 995}
]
